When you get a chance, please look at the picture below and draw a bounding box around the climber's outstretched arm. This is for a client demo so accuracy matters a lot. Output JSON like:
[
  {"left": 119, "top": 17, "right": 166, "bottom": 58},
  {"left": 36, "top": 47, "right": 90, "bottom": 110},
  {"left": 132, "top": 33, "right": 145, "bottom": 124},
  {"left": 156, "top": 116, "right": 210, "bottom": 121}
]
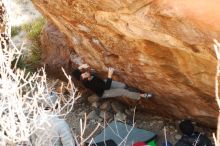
[{"left": 105, "top": 67, "right": 114, "bottom": 89}]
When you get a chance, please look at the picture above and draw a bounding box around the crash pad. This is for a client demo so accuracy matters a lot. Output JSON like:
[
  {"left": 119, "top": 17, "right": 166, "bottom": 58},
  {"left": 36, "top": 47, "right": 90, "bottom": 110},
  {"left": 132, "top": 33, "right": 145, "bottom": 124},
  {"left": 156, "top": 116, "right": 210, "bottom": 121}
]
[{"left": 92, "top": 121, "right": 157, "bottom": 146}]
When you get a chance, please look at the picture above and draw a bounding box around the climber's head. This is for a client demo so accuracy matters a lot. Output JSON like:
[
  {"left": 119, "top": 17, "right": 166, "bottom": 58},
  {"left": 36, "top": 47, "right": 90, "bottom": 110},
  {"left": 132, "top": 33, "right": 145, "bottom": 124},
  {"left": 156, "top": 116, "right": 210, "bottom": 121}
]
[
  {"left": 80, "top": 71, "right": 91, "bottom": 81},
  {"left": 179, "top": 119, "right": 194, "bottom": 136}
]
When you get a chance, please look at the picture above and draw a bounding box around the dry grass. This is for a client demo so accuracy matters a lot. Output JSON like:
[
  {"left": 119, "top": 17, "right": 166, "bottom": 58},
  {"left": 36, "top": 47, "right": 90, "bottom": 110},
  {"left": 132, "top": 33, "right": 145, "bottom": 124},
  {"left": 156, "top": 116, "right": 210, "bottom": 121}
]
[{"left": 22, "top": 17, "right": 45, "bottom": 42}]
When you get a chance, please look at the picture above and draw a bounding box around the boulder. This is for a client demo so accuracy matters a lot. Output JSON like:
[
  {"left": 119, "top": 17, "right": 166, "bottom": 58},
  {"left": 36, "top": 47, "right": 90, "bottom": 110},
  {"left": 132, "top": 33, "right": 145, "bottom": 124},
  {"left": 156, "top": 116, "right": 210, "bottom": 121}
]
[
  {"left": 33, "top": 0, "right": 220, "bottom": 127},
  {"left": 40, "top": 22, "right": 74, "bottom": 80}
]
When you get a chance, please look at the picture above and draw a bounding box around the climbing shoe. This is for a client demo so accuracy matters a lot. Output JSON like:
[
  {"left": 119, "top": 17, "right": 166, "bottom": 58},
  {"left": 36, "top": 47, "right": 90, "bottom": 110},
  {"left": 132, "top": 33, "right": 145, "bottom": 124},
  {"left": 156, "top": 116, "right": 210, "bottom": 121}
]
[{"left": 141, "top": 93, "right": 153, "bottom": 99}]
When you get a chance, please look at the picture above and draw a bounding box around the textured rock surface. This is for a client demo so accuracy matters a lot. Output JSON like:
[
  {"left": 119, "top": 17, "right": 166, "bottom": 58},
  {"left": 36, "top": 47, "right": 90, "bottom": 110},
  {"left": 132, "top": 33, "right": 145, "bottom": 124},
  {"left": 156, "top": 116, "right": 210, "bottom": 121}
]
[
  {"left": 40, "top": 22, "right": 73, "bottom": 79},
  {"left": 33, "top": 0, "right": 220, "bottom": 127}
]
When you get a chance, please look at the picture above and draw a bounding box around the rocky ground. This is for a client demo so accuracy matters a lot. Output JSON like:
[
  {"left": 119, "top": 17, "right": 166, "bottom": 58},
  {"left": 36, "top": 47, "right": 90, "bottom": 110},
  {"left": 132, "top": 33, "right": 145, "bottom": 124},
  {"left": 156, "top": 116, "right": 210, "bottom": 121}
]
[
  {"left": 63, "top": 83, "right": 215, "bottom": 145},
  {"left": 10, "top": 0, "right": 215, "bottom": 146}
]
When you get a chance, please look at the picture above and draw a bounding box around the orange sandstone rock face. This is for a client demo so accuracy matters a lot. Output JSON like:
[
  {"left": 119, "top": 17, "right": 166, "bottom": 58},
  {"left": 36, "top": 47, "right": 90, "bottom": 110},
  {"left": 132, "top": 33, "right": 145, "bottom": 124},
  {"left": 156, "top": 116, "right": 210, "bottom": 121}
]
[{"left": 33, "top": 0, "right": 220, "bottom": 127}]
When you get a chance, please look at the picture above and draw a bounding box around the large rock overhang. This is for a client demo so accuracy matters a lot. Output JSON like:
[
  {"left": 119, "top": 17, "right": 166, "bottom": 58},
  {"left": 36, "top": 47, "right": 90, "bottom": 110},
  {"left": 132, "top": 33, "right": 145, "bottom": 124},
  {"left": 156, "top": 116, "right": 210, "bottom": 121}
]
[{"left": 32, "top": 0, "right": 220, "bottom": 128}]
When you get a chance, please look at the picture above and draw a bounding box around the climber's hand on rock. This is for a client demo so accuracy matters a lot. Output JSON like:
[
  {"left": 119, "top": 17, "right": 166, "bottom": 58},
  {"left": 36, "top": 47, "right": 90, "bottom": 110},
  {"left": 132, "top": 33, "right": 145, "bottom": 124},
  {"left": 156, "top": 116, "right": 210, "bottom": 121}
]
[
  {"left": 108, "top": 67, "right": 114, "bottom": 78},
  {"left": 78, "top": 63, "right": 89, "bottom": 70}
]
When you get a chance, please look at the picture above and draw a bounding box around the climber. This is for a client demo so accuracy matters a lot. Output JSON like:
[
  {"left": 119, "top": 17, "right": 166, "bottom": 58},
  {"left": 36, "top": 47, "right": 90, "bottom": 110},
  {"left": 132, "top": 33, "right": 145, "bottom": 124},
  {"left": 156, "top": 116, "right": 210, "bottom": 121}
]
[
  {"left": 72, "top": 63, "right": 153, "bottom": 100},
  {"left": 31, "top": 92, "right": 76, "bottom": 146},
  {"left": 175, "top": 120, "right": 212, "bottom": 146}
]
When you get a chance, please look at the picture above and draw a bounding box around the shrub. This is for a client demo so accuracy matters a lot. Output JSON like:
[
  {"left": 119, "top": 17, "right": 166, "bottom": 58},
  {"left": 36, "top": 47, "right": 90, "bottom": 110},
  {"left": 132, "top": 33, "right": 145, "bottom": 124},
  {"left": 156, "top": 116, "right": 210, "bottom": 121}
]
[
  {"left": 25, "top": 43, "right": 42, "bottom": 72},
  {"left": 11, "top": 26, "right": 21, "bottom": 37},
  {"left": 22, "top": 17, "right": 45, "bottom": 41},
  {"left": 14, "top": 17, "right": 46, "bottom": 72},
  {"left": 0, "top": 34, "right": 78, "bottom": 145}
]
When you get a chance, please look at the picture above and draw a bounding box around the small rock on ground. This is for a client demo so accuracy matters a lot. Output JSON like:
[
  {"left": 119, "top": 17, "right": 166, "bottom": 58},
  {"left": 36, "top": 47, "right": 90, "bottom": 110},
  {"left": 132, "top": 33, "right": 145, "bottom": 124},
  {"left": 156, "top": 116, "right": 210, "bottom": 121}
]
[
  {"left": 88, "top": 94, "right": 100, "bottom": 103},
  {"left": 99, "top": 101, "right": 111, "bottom": 111},
  {"left": 99, "top": 110, "right": 113, "bottom": 121},
  {"left": 111, "top": 101, "right": 126, "bottom": 113},
  {"left": 87, "top": 111, "right": 99, "bottom": 120},
  {"left": 115, "top": 112, "right": 127, "bottom": 122}
]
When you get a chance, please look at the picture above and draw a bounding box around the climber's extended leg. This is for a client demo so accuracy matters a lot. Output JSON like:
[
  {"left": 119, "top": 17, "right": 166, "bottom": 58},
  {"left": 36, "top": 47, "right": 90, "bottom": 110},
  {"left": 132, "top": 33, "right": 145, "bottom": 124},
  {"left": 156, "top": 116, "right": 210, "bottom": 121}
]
[
  {"left": 102, "top": 88, "right": 153, "bottom": 100},
  {"left": 110, "top": 80, "right": 126, "bottom": 89}
]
